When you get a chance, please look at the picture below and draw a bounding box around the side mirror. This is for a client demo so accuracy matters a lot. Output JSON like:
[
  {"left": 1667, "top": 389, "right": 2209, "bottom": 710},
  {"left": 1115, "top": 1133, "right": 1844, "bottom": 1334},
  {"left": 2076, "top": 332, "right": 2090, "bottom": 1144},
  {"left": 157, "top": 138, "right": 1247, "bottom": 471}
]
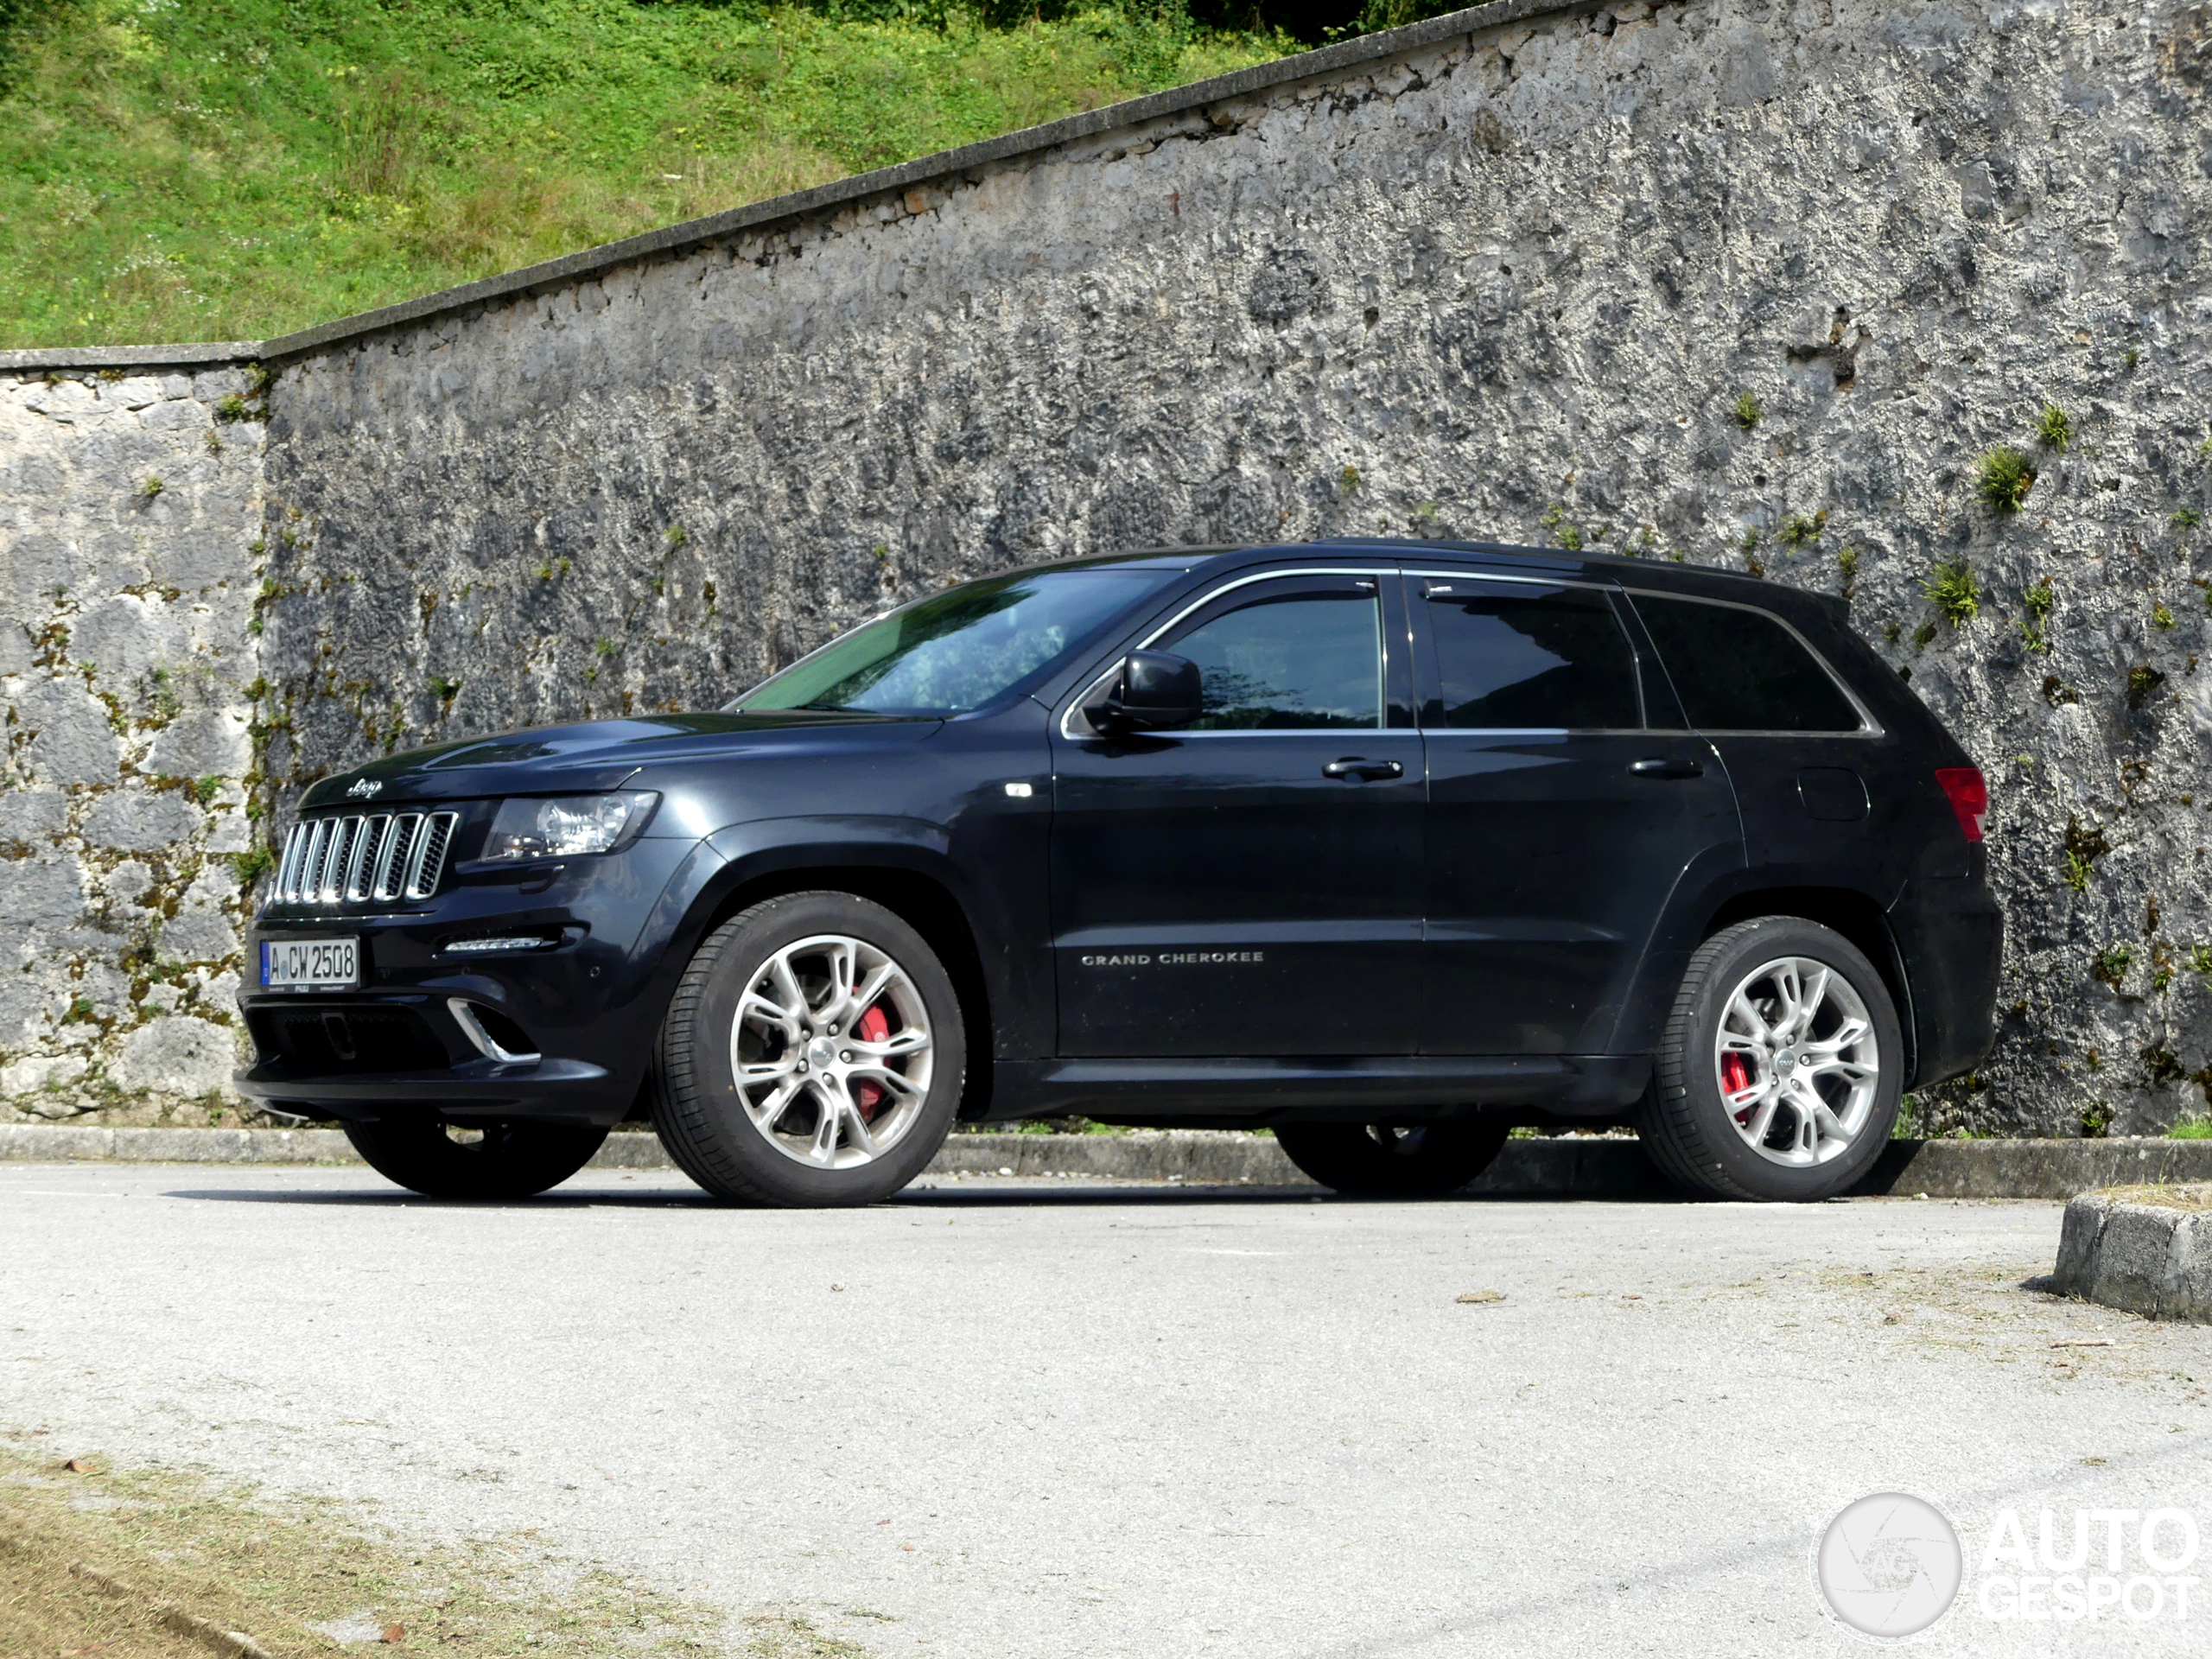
[{"left": 1099, "top": 651, "right": 1204, "bottom": 734}]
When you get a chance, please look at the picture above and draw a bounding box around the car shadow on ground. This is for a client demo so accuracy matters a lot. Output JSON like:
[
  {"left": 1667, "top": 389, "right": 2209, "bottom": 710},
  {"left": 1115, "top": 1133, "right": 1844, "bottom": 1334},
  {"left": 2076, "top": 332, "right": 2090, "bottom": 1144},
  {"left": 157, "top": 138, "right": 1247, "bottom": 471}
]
[{"left": 154, "top": 1180, "right": 1707, "bottom": 1210}]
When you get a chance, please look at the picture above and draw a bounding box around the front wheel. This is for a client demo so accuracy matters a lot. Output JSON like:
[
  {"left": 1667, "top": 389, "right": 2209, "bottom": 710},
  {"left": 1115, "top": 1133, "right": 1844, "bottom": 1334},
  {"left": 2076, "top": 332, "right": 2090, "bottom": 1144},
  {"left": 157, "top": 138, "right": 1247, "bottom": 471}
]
[
  {"left": 650, "top": 891, "right": 965, "bottom": 1207},
  {"left": 1635, "top": 916, "right": 1904, "bottom": 1201},
  {"left": 341, "top": 1117, "right": 607, "bottom": 1199},
  {"left": 1274, "top": 1122, "right": 1510, "bottom": 1198}
]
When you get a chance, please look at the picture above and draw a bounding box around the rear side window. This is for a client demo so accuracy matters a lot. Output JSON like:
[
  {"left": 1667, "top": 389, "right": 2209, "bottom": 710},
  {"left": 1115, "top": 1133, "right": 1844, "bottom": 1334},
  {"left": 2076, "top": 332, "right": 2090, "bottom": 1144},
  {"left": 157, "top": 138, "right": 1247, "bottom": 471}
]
[
  {"left": 1632, "top": 594, "right": 1861, "bottom": 733},
  {"left": 1423, "top": 584, "right": 1640, "bottom": 729}
]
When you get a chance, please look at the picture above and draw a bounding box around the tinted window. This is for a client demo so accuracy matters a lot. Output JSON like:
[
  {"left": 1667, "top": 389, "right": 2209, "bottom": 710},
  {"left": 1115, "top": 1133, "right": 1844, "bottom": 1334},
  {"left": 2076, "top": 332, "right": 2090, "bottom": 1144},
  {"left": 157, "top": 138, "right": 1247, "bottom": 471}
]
[
  {"left": 1425, "top": 586, "right": 1640, "bottom": 728},
  {"left": 736, "top": 569, "right": 1172, "bottom": 715},
  {"left": 1164, "top": 584, "right": 1381, "bottom": 729},
  {"left": 1632, "top": 594, "right": 1861, "bottom": 733}
]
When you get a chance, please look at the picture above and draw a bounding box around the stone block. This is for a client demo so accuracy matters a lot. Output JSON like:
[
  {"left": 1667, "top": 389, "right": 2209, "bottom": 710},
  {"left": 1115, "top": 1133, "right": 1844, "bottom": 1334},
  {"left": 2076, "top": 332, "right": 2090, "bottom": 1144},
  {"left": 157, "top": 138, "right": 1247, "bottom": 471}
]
[
  {"left": 0, "top": 855, "right": 88, "bottom": 929},
  {"left": 3, "top": 529, "right": 73, "bottom": 615},
  {"left": 108, "top": 1015, "right": 238, "bottom": 1096},
  {"left": 16, "top": 680, "right": 122, "bottom": 785},
  {"left": 145, "top": 707, "right": 251, "bottom": 777},
  {"left": 2050, "top": 1186, "right": 2212, "bottom": 1323},
  {"left": 80, "top": 791, "right": 200, "bottom": 852},
  {"left": 68, "top": 593, "right": 186, "bottom": 683},
  {"left": 0, "top": 790, "right": 69, "bottom": 842},
  {"left": 158, "top": 903, "right": 238, "bottom": 965},
  {"left": 0, "top": 1053, "right": 89, "bottom": 1098}
]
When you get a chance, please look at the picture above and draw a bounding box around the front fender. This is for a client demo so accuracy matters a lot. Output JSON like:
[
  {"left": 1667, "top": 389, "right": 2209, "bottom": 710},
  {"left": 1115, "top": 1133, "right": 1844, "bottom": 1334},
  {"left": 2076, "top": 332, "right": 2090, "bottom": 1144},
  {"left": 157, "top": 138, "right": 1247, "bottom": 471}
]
[{"left": 632, "top": 814, "right": 1041, "bottom": 1074}]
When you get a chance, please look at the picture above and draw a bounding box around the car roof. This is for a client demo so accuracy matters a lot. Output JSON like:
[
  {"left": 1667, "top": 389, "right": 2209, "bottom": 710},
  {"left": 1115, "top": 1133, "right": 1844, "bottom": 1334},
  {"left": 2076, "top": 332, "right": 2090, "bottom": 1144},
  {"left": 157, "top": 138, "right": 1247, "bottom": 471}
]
[{"left": 1007, "top": 538, "right": 1835, "bottom": 617}]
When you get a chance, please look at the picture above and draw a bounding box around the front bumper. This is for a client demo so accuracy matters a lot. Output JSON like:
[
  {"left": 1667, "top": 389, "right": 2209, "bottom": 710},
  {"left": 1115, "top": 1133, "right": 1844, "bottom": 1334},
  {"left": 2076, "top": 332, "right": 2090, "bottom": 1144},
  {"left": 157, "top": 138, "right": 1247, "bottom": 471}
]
[{"left": 237, "top": 835, "right": 710, "bottom": 1126}]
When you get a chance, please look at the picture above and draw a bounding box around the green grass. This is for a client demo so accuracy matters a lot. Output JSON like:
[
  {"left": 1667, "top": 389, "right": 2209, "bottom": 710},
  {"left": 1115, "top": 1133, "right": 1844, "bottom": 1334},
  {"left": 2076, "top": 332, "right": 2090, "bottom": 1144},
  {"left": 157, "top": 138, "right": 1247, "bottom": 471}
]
[
  {"left": 2171, "top": 1116, "right": 2212, "bottom": 1141},
  {"left": 0, "top": 0, "right": 1296, "bottom": 346}
]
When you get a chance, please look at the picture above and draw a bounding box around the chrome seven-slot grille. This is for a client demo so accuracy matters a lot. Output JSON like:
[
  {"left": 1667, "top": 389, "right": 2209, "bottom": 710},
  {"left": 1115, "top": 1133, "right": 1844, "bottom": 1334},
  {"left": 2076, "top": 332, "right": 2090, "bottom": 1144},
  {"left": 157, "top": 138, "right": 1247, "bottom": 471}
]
[{"left": 273, "top": 810, "right": 460, "bottom": 906}]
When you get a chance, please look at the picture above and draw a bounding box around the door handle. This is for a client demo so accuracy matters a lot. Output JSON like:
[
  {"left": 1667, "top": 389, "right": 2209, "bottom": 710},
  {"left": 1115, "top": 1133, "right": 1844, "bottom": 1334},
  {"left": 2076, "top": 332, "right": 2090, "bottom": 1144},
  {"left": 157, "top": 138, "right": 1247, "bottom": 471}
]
[
  {"left": 1323, "top": 758, "right": 1405, "bottom": 781},
  {"left": 1630, "top": 757, "right": 1704, "bottom": 779}
]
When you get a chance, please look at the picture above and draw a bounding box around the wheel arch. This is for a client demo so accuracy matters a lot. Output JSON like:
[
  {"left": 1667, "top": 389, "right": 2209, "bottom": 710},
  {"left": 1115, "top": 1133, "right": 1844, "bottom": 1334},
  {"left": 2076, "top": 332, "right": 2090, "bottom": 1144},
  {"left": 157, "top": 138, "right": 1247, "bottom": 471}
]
[
  {"left": 1699, "top": 887, "right": 1917, "bottom": 1084},
  {"left": 672, "top": 843, "right": 998, "bottom": 1119}
]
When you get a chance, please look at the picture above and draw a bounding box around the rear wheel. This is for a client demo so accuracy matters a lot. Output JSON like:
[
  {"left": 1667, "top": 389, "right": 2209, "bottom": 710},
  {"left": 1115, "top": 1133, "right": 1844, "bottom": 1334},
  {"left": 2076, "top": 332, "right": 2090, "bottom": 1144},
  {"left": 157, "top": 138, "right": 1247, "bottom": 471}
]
[
  {"left": 1274, "top": 1122, "right": 1509, "bottom": 1198},
  {"left": 1635, "top": 916, "right": 1903, "bottom": 1200},
  {"left": 650, "top": 891, "right": 964, "bottom": 1207},
  {"left": 341, "top": 1117, "right": 607, "bottom": 1199}
]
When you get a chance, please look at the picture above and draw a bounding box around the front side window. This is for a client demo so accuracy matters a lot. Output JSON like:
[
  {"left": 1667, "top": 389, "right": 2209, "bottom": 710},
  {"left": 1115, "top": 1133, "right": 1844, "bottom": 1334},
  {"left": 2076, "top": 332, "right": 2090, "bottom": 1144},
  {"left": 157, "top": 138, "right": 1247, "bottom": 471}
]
[
  {"left": 1631, "top": 594, "right": 1862, "bottom": 733},
  {"left": 735, "top": 568, "right": 1172, "bottom": 716},
  {"left": 1160, "top": 579, "right": 1382, "bottom": 730},
  {"left": 1424, "top": 584, "right": 1640, "bottom": 729}
]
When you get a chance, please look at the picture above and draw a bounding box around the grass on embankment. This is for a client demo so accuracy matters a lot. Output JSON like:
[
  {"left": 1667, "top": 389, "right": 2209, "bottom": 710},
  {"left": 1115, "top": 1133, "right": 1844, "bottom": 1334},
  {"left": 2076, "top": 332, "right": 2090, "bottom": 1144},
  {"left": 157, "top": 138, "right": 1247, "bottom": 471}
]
[
  {"left": 0, "top": 0, "right": 1294, "bottom": 348},
  {"left": 0, "top": 1444, "right": 855, "bottom": 1657}
]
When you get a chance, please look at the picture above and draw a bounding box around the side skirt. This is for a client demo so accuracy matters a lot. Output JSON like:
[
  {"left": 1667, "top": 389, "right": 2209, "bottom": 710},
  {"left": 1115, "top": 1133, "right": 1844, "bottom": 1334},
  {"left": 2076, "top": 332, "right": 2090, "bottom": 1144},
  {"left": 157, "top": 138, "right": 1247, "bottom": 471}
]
[{"left": 982, "top": 1054, "right": 1651, "bottom": 1123}]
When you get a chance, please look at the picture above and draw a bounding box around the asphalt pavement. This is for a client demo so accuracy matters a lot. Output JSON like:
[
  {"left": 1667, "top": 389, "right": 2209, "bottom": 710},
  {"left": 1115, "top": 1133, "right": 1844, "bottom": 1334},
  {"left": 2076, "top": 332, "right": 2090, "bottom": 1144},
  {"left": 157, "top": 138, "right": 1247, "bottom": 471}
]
[{"left": 3, "top": 1163, "right": 2209, "bottom": 1656}]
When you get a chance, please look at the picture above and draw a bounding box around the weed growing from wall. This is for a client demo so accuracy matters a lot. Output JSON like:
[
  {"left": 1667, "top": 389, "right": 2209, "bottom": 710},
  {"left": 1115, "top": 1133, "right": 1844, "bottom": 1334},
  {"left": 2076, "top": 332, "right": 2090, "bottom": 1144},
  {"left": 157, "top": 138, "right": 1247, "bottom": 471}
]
[
  {"left": 1924, "top": 560, "right": 1980, "bottom": 626},
  {"left": 1777, "top": 511, "right": 1826, "bottom": 547},
  {"left": 2034, "top": 403, "right": 2072, "bottom": 450},
  {"left": 1975, "top": 446, "right": 2036, "bottom": 512},
  {"left": 2018, "top": 576, "right": 2054, "bottom": 652}
]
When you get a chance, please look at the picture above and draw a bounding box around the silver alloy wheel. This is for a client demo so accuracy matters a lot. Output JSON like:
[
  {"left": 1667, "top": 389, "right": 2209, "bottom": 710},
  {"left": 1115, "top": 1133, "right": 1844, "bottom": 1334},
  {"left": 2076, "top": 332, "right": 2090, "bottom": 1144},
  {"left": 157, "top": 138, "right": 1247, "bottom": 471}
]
[
  {"left": 729, "top": 933, "right": 934, "bottom": 1170},
  {"left": 1713, "top": 955, "right": 1881, "bottom": 1167}
]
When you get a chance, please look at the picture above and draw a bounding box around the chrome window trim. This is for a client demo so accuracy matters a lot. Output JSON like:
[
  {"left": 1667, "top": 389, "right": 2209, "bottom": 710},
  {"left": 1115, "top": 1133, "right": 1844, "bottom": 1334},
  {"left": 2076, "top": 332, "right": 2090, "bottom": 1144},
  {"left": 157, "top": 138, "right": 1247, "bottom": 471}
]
[
  {"left": 1623, "top": 588, "right": 1884, "bottom": 738},
  {"left": 1406, "top": 569, "right": 1615, "bottom": 593},
  {"left": 1058, "top": 565, "right": 1392, "bottom": 741},
  {"left": 1421, "top": 728, "right": 1662, "bottom": 739}
]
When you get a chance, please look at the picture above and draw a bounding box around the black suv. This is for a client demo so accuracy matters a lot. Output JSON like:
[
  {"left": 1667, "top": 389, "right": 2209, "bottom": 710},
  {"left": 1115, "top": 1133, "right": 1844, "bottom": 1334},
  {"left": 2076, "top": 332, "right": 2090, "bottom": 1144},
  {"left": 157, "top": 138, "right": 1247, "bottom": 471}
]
[{"left": 238, "top": 541, "right": 1999, "bottom": 1205}]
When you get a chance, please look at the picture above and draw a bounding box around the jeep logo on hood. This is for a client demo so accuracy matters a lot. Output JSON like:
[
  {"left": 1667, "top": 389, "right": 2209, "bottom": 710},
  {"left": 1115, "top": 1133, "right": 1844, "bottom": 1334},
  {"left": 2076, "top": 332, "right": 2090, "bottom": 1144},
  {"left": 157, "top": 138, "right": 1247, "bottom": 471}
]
[{"left": 346, "top": 778, "right": 384, "bottom": 799}]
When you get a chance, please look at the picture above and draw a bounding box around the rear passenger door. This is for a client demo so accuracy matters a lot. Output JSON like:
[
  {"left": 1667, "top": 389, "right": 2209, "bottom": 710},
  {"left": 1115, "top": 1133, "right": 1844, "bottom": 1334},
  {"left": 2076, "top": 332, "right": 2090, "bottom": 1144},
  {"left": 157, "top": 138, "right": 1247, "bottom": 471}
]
[
  {"left": 1624, "top": 594, "right": 1880, "bottom": 892},
  {"left": 1414, "top": 572, "right": 1741, "bottom": 1056}
]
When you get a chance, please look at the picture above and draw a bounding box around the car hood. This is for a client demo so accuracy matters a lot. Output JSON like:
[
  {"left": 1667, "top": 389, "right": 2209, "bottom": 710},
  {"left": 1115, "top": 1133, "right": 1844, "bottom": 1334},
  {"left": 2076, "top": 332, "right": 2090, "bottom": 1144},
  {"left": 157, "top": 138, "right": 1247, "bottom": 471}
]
[{"left": 297, "top": 710, "right": 934, "bottom": 810}]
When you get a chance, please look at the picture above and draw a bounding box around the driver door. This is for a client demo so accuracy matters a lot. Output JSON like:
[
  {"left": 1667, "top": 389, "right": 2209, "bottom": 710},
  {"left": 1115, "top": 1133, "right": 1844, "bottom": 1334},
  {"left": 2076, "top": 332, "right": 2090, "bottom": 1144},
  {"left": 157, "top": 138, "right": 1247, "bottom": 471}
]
[{"left": 1048, "top": 569, "right": 1426, "bottom": 1058}]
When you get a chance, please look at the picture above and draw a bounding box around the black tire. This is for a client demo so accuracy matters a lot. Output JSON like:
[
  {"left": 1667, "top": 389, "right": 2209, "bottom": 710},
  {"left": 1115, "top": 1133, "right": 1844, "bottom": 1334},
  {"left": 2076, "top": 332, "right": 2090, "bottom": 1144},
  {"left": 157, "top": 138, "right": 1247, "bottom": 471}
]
[
  {"left": 1634, "top": 916, "right": 1904, "bottom": 1201},
  {"left": 650, "top": 891, "right": 965, "bottom": 1207},
  {"left": 1274, "top": 1122, "right": 1510, "bottom": 1198},
  {"left": 341, "top": 1117, "right": 607, "bottom": 1199}
]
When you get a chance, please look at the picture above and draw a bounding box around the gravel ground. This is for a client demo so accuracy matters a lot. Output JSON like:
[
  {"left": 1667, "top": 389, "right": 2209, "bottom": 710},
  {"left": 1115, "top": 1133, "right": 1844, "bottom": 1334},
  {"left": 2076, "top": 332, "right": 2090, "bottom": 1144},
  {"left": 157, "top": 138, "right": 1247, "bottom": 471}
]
[{"left": 3, "top": 1164, "right": 2209, "bottom": 1656}]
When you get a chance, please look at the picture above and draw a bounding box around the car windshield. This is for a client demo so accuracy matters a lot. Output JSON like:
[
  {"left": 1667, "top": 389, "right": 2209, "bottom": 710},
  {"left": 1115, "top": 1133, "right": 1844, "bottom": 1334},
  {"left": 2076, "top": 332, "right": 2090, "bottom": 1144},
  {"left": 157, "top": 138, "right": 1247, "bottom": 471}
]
[{"left": 732, "top": 568, "right": 1174, "bottom": 716}]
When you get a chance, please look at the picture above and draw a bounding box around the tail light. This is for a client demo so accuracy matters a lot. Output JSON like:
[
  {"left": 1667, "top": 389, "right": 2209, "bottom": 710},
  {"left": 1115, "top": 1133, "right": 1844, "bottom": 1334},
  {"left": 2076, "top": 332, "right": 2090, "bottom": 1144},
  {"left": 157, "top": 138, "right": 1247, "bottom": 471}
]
[{"left": 1936, "top": 767, "right": 1987, "bottom": 842}]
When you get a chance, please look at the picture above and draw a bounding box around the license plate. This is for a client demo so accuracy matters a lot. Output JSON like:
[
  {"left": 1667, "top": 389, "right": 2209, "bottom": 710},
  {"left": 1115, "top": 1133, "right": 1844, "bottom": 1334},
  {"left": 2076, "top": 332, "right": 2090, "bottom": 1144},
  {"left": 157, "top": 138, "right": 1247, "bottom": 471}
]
[{"left": 262, "top": 938, "right": 359, "bottom": 990}]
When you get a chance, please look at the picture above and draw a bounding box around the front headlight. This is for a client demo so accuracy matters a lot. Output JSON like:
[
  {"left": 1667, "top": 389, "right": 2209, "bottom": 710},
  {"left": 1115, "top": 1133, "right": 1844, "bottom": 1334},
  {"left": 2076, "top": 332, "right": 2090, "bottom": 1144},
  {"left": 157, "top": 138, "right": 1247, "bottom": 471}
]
[{"left": 482, "top": 791, "right": 659, "bottom": 861}]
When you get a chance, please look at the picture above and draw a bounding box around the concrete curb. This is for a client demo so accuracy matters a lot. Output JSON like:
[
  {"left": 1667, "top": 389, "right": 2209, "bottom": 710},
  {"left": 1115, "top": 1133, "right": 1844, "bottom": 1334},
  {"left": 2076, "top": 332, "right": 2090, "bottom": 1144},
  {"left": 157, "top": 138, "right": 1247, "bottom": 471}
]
[
  {"left": 6, "top": 1125, "right": 2212, "bottom": 1198},
  {"left": 2050, "top": 1185, "right": 2212, "bottom": 1322}
]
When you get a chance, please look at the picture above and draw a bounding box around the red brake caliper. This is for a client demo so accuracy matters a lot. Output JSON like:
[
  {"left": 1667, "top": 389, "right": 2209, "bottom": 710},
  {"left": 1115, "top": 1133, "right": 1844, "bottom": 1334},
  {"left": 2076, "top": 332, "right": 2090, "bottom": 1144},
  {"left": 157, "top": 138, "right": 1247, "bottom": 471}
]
[
  {"left": 850, "top": 996, "right": 891, "bottom": 1119},
  {"left": 1720, "top": 1052, "right": 1754, "bottom": 1123}
]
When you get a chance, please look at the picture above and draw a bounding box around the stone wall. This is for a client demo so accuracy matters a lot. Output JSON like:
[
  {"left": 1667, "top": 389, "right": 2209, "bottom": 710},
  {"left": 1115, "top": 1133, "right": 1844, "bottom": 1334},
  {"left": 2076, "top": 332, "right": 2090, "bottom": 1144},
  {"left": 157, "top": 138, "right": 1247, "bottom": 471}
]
[
  {"left": 0, "top": 366, "right": 266, "bottom": 1119},
  {"left": 7, "top": 0, "right": 2212, "bottom": 1135}
]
